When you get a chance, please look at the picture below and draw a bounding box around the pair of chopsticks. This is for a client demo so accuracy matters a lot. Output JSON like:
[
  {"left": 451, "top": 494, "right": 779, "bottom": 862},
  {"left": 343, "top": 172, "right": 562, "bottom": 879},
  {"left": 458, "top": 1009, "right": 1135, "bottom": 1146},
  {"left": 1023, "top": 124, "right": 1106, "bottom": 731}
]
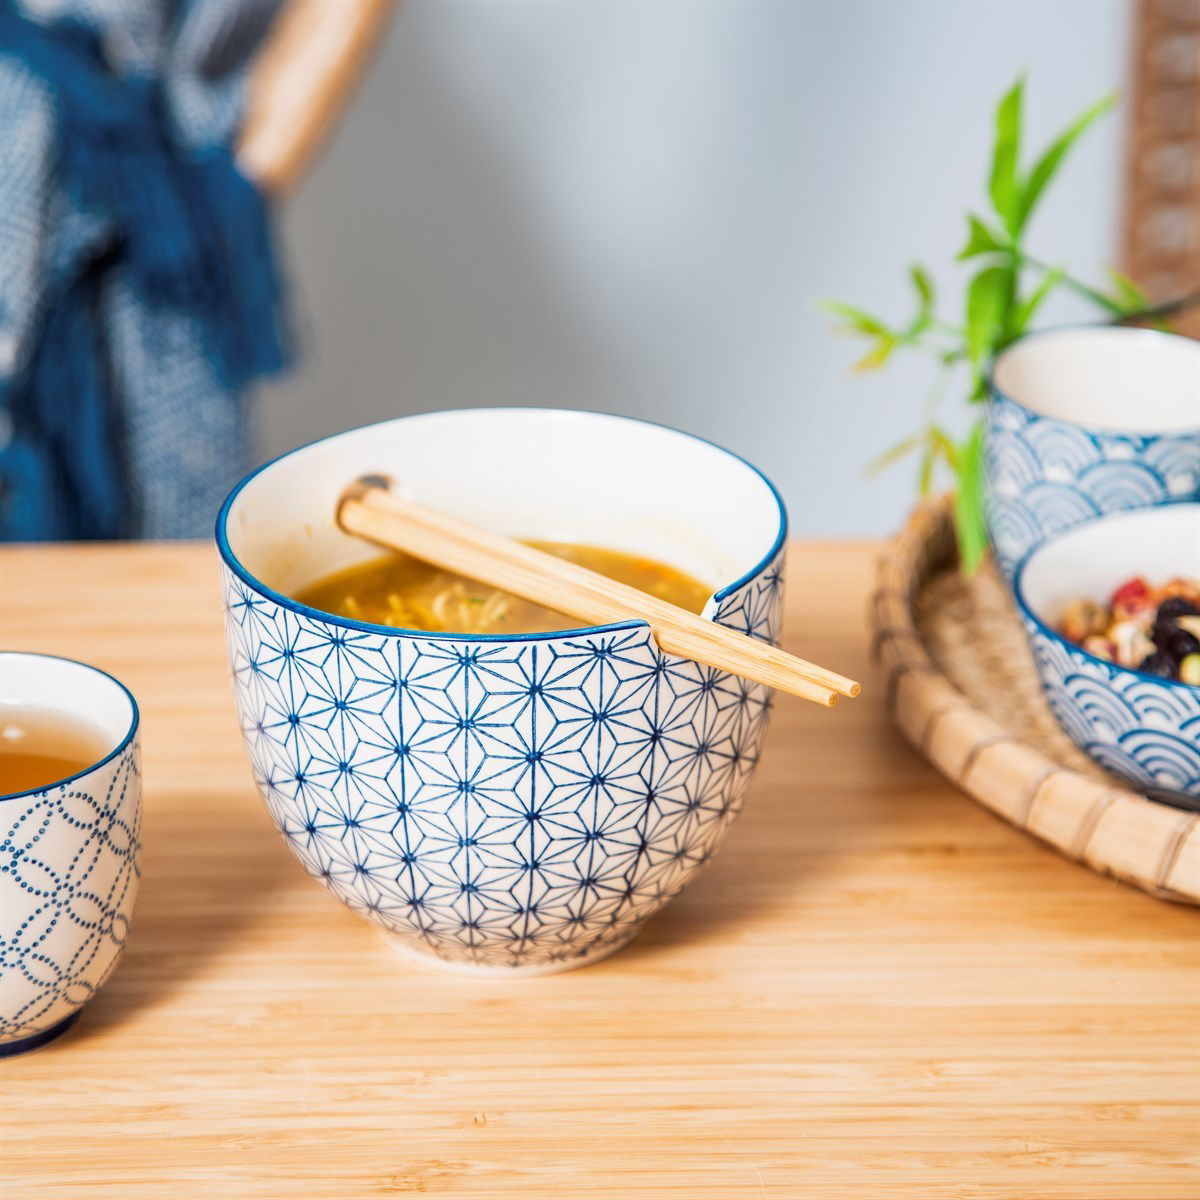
[{"left": 337, "top": 479, "right": 860, "bottom": 708}]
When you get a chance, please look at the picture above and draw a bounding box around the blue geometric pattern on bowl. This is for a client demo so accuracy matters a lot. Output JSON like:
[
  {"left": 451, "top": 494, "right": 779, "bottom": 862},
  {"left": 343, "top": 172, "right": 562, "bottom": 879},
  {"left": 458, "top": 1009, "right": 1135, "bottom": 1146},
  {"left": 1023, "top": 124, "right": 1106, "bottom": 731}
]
[
  {"left": 1020, "top": 617, "right": 1200, "bottom": 805},
  {"left": 0, "top": 746, "right": 141, "bottom": 1044},
  {"left": 221, "top": 554, "right": 784, "bottom": 972},
  {"left": 985, "top": 388, "right": 1200, "bottom": 578}
]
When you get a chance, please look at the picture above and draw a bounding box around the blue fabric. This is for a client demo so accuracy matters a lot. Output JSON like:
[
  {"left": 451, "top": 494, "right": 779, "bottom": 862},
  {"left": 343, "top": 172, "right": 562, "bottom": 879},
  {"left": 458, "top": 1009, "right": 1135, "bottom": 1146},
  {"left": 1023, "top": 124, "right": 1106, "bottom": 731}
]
[{"left": 0, "top": 0, "right": 288, "bottom": 540}]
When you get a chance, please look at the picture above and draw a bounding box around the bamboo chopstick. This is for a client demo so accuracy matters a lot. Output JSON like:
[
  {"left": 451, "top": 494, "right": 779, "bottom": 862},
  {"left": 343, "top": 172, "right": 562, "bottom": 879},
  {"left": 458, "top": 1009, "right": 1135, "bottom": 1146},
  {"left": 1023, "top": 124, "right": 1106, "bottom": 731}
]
[{"left": 336, "top": 480, "right": 861, "bottom": 708}]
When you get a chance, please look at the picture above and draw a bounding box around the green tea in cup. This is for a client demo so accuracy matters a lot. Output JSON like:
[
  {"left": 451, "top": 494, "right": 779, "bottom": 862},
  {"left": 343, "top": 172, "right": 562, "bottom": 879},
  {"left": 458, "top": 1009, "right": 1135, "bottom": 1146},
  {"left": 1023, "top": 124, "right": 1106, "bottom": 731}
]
[{"left": 0, "top": 706, "right": 112, "bottom": 795}]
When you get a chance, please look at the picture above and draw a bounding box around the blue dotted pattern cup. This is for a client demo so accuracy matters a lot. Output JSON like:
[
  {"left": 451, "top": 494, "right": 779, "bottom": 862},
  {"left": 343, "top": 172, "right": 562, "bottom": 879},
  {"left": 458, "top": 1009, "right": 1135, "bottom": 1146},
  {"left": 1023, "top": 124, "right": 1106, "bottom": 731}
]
[
  {"left": 217, "top": 409, "right": 787, "bottom": 975},
  {"left": 1, "top": 654, "right": 141, "bottom": 1056},
  {"left": 1014, "top": 504, "right": 1200, "bottom": 810},
  {"left": 986, "top": 327, "right": 1200, "bottom": 579}
]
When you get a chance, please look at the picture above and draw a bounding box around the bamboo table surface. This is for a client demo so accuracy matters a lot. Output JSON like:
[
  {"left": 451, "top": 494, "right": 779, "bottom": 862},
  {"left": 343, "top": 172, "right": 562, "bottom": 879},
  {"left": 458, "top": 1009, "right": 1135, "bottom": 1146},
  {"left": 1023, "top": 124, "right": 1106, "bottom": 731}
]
[{"left": 1, "top": 542, "right": 1197, "bottom": 1199}]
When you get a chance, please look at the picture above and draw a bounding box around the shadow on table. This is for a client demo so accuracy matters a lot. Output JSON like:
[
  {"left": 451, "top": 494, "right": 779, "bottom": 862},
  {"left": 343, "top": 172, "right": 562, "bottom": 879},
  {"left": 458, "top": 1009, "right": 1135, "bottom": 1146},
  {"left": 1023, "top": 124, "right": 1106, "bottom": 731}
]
[
  {"left": 80, "top": 789, "right": 294, "bottom": 1038},
  {"left": 617, "top": 716, "right": 911, "bottom": 965},
  {"left": 608, "top": 590, "right": 920, "bottom": 963}
]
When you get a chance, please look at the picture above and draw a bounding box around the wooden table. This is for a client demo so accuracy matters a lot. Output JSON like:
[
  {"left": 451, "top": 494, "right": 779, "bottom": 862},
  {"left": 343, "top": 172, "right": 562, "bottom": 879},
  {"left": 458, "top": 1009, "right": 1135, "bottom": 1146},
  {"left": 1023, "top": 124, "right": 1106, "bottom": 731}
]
[{"left": 2, "top": 543, "right": 1197, "bottom": 1199}]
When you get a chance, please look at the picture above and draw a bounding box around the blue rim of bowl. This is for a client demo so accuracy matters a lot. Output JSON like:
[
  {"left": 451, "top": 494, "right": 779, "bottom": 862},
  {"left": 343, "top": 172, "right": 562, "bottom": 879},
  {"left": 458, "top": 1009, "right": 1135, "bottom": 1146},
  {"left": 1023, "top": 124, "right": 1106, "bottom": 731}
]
[
  {"left": 986, "top": 323, "right": 1200, "bottom": 439},
  {"left": 215, "top": 407, "right": 789, "bottom": 642},
  {"left": 1010, "top": 500, "right": 1200, "bottom": 695},
  {"left": 0, "top": 652, "right": 140, "bottom": 802}
]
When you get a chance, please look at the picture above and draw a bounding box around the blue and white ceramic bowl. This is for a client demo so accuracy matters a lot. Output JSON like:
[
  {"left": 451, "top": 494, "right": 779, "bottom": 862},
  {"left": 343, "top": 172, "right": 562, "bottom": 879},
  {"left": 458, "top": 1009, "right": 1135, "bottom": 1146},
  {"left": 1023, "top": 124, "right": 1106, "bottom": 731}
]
[
  {"left": 987, "top": 327, "right": 1200, "bottom": 578},
  {"left": 1014, "top": 503, "right": 1200, "bottom": 810},
  {"left": 217, "top": 409, "right": 787, "bottom": 975},
  {"left": 1, "top": 653, "right": 141, "bottom": 1056}
]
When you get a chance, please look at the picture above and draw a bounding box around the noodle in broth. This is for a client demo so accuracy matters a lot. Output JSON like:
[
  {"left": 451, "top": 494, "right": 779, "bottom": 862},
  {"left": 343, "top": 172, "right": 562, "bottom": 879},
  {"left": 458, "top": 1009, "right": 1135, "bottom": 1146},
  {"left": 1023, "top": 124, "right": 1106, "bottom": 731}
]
[{"left": 295, "top": 542, "right": 711, "bottom": 635}]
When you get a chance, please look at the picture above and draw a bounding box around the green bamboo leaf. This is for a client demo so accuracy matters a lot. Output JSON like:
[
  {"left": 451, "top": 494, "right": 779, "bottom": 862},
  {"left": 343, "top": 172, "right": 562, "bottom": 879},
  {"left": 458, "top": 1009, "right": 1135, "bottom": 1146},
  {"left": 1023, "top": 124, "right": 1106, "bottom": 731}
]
[
  {"left": 910, "top": 264, "right": 934, "bottom": 311},
  {"left": 930, "top": 427, "right": 960, "bottom": 470},
  {"left": 1016, "top": 90, "right": 1117, "bottom": 230},
  {"left": 918, "top": 439, "right": 937, "bottom": 495},
  {"left": 1012, "top": 263, "right": 1064, "bottom": 333},
  {"left": 817, "top": 78, "right": 1128, "bottom": 578},
  {"left": 1086, "top": 289, "right": 1129, "bottom": 317},
  {"left": 953, "top": 421, "right": 989, "bottom": 572},
  {"left": 957, "top": 214, "right": 1008, "bottom": 261},
  {"left": 919, "top": 425, "right": 961, "bottom": 494},
  {"left": 854, "top": 335, "right": 897, "bottom": 371},
  {"left": 818, "top": 299, "right": 893, "bottom": 338},
  {"left": 866, "top": 431, "right": 923, "bottom": 476},
  {"left": 965, "top": 264, "right": 1012, "bottom": 368},
  {"left": 1103, "top": 265, "right": 1150, "bottom": 311},
  {"left": 989, "top": 79, "right": 1023, "bottom": 235},
  {"left": 907, "top": 264, "right": 935, "bottom": 335},
  {"left": 1009, "top": 249, "right": 1127, "bottom": 315}
]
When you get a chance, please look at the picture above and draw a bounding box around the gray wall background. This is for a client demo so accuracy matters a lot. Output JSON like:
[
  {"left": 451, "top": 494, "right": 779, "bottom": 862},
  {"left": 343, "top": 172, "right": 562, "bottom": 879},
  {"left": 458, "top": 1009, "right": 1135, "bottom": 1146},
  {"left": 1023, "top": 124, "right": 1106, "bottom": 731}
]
[{"left": 258, "top": 0, "right": 1129, "bottom": 536}]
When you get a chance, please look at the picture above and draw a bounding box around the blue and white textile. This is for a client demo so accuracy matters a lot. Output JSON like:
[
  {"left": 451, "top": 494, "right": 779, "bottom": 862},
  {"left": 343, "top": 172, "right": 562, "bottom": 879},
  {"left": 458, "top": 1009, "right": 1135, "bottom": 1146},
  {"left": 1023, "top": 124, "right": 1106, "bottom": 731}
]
[{"left": 0, "top": 0, "right": 289, "bottom": 540}]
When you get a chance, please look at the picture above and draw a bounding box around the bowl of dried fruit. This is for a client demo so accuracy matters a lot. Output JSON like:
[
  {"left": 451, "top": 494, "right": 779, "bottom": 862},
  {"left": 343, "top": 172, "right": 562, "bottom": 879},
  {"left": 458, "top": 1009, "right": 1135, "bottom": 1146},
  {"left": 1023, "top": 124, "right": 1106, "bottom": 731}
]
[{"left": 1012, "top": 502, "right": 1200, "bottom": 809}]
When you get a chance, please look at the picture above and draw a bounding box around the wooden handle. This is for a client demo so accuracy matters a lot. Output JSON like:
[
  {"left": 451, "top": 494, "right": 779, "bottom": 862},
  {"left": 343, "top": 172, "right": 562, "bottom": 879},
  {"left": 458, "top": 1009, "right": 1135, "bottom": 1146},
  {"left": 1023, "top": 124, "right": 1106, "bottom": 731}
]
[
  {"left": 336, "top": 482, "right": 861, "bottom": 709},
  {"left": 238, "top": 0, "right": 396, "bottom": 194}
]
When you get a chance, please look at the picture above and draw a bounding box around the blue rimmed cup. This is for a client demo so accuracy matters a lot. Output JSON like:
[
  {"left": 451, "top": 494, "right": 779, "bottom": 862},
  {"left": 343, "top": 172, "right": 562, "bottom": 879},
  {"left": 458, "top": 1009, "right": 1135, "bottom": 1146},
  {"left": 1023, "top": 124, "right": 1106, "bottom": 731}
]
[
  {"left": 1, "top": 653, "right": 141, "bottom": 1056},
  {"left": 1013, "top": 503, "right": 1200, "bottom": 810},
  {"left": 986, "top": 326, "right": 1200, "bottom": 579},
  {"left": 217, "top": 409, "right": 786, "bottom": 975}
]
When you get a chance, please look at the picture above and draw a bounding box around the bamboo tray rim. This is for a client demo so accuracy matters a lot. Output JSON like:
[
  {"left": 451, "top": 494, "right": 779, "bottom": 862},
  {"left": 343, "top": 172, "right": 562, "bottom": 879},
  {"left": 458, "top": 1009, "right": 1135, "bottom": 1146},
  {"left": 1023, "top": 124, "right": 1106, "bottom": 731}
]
[{"left": 869, "top": 495, "right": 1199, "bottom": 906}]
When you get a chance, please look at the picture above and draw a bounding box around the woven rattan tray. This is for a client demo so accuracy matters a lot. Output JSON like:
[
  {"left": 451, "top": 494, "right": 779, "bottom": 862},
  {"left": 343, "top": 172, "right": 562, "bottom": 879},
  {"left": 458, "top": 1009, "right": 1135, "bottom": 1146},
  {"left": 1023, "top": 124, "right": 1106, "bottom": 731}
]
[{"left": 869, "top": 495, "right": 1199, "bottom": 905}]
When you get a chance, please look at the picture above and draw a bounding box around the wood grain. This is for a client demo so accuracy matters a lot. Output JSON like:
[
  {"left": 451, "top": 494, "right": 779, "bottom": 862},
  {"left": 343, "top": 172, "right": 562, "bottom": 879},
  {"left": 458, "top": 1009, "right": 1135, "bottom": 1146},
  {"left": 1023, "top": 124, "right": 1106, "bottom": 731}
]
[
  {"left": 1123, "top": 0, "right": 1200, "bottom": 339},
  {"left": 1, "top": 542, "right": 1197, "bottom": 1199}
]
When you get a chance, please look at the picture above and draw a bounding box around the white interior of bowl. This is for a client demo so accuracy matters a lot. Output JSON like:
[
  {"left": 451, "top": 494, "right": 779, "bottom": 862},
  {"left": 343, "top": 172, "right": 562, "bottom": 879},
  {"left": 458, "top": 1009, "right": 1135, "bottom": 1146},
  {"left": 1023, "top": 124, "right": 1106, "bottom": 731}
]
[
  {"left": 0, "top": 653, "right": 136, "bottom": 755},
  {"left": 222, "top": 409, "right": 784, "bottom": 602},
  {"left": 992, "top": 328, "right": 1200, "bottom": 433},
  {"left": 1018, "top": 503, "right": 1200, "bottom": 627}
]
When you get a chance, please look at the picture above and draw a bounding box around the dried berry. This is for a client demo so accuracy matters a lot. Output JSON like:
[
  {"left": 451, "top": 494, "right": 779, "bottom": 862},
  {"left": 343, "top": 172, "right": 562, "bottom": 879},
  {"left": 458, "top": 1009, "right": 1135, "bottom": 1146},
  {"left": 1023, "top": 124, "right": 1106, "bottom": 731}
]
[
  {"left": 1111, "top": 576, "right": 1155, "bottom": 622},
  {"left": 1138, "top": 651, "right": 1176, "bottom": 679},
  {"left": 1111, "top": 620, "right": 1154, "bottom": 668},
  {"left": 1157, "top": 596, "right": 1199, "bottom": 623},
  {"left": 1059, "top": 598, "right": 1107, "bottom": 644},
  {"left": 1153, "top": 618, "right": 1179, "bottom": 652},
  {"left": 1162, "top": 627, "right": 1200, "bottom": 663},
  {"left": 1162, "top": 578, "right": 1200, "bottom": 605},
  {"left": 1081, "top": 635, "right": 1116, "bottom": 662},
  {"left": 1060, "top": 575, "right": 1200, "bottom": 684}
]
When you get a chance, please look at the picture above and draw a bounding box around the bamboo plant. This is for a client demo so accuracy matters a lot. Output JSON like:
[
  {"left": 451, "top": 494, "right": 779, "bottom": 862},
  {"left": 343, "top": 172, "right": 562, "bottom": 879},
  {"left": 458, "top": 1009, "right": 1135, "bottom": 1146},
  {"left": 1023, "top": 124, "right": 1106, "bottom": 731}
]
[{"left": 823, "top": 78, "right": 1158, "bottom": 570}]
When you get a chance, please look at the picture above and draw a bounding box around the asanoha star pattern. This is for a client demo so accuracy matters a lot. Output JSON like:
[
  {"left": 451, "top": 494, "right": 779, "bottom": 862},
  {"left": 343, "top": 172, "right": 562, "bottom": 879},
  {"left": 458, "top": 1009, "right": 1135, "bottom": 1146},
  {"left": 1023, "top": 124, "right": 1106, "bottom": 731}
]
[{"left": 222, "top": 555, "right": 784, "bottom": 970}]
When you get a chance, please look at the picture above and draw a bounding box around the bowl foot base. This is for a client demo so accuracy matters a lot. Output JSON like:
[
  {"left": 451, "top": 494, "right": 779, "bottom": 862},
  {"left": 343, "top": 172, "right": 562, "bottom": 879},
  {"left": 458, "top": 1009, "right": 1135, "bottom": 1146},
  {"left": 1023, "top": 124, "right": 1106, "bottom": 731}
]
[
  {"left": 380, "top": 928, "right": 643, "bottom": 977},
  {"left": 1, "top": 1011, "right": 80, "bottom": 1059}
]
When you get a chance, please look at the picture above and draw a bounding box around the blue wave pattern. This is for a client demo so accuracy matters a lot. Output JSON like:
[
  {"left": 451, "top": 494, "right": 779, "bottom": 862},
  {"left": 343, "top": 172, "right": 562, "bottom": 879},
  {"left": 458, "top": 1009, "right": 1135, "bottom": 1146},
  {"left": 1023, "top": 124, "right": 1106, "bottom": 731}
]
[
  {"left": 222, "top": 555, "right": 784, "bottom": 970},
  {"left": 1022, "top": 619, "right": 1200, "bottom": 801},
  {"left": 0, "top": 746, "right": 141, "bottom": 1043},
  {"left": 986, "top": 390, "right": 1200, "bottom": 576}
]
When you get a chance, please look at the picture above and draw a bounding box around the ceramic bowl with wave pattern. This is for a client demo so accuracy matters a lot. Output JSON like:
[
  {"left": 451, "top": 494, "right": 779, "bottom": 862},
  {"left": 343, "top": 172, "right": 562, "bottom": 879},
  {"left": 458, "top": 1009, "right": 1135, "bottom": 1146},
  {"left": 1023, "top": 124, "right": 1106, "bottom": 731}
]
[
  {"left": 1014, "top": 503, "right": 1200, "bottom": 810},
  {"left": 217, "top": 409, "right": 787, "bottom": 975},
  {"left": 987, "top": 327, "right": 1200, "bottom": 578}
]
